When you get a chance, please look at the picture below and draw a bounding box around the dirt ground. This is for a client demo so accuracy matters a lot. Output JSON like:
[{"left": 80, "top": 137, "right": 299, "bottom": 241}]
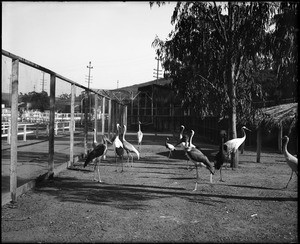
[{"left": 1, "top": 134, "right": 298, "bottom": 243}]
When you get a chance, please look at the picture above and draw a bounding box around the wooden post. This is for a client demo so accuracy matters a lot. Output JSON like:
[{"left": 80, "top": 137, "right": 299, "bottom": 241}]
[
  {"left": 102, "top": 97, "right": 105, "bottom": 135},
  {"left": 256, "top": 126, "right": 262, "bottom": 163},
  {"left": 84, "top": 91, "right": 88, "bottom": 155},
  {"left": 10, "top": 58, "right": 19, "bottom": 203},
  {"left": 94, "top": 94, "right": 98, "bottom": 134},
  {"left": 123, "top": 105, "right": 127, "bottom": 128},
  {"left": 69, "top": 84, "right": 75, "bottom": 168},
  {"left": 23, "top": 124, "right": 27, "bottom": 141},
  {"left": 108, "top": 99, "right": 112, "bottom": 138},
  {"left": 36, "top": 123, "right": 39, "bottom": 139},
  {"left": 278, "top": 122, "right": 283, "bottom": 153},
  {"left": 47, "top": 73, "right": 56, "bottom": 179},
  {"left": 7, "top": 122, "right": 11, "bottom": 144},
  {"left": 137, "top": 94, "right": 140, "bottom": 123}
]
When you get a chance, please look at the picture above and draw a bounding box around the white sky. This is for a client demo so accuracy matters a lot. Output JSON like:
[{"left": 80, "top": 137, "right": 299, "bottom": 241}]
[{"left": 2, "top": 1, "right": 177, "bottom": 94}]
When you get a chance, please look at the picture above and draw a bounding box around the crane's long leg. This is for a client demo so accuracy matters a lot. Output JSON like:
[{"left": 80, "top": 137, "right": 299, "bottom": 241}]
[
  {"left": 193, "top": 165, "right": 199, "bottom": 192},
  {"left": 115, "top": 151, "right": 118, "bottom": 172},
  {"left": 96, "top": 158, "right": 102, "bottom": 183},
  {"left": 285, "top": 171, "right": 294, "bottom": 188},
  {"left": 121, "top": 156, "right": 124, "bottom": 173},
  {"left": 130, "top": 153, "right": 134, "bottom": 167},
  {"left": 168, "top": 150, "right": 171, "bottom": 158},
  {"left": 219, "top": 167, "right": 225, "bottom": 182}
]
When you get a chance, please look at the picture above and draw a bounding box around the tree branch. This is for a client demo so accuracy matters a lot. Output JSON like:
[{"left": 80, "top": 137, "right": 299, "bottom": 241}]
[{"left": 214, "top": 1, "right": 228, "bottom": 42}]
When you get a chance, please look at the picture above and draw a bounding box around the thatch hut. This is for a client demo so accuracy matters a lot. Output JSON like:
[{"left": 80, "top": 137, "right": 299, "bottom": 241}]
[{"left": 255, "top": 103, "right": 298, "bottom": 163}]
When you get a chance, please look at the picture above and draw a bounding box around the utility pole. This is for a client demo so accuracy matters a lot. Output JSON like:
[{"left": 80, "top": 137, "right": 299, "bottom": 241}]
[
  {"left": 86, "top": 62, "right": 93, "bottom": 123},
  {"left": 117, "top": 80, "right": 119, "bottom": 89},
  {"left": 153, "top": 53, "right": 163, "bottom": 84}
]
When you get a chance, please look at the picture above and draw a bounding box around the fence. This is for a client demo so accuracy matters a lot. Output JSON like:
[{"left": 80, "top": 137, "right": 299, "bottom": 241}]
[{"left": 1, "top": 49, "right": 127, "bottom": 204}]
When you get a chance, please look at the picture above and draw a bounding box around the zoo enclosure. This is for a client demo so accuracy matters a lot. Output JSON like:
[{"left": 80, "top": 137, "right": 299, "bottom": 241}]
[{"left": 1, "top": 49, "right": 127, "bottom": 203}]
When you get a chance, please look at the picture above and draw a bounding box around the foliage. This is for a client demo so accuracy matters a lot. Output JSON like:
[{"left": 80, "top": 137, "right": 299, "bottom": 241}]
[
  {"left": 151, "top": 2, "right": 298, "bottom": 128},
  {"left": 20, "top": 91, "right": 50, "bottom": 112}
]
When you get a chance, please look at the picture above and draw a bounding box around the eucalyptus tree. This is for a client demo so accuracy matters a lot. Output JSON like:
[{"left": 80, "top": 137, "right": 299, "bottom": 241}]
[{"left": 150, "top": 2, "right": 296, "bottom": 168}]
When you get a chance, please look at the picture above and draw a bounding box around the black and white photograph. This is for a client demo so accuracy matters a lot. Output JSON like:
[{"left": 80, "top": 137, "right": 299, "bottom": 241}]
[{"left": 2, "top": 2, "right": 298, "bottom": 243}]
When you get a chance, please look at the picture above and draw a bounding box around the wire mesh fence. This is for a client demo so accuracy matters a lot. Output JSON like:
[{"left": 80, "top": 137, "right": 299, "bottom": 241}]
[{"left": 1, "top": 50, "right": 127, "bottom": 204}]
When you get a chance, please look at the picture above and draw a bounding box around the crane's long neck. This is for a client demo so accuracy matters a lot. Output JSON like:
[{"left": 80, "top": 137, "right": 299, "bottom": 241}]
[
  {"left": 94, "top": 129, "right": 97, "bottom": 143},
  {"left": 189, "top": 131, "right": 194, "bottom": 147},
  {"left": 180, "top": 126, "right": 184, "bottom": 139},
  {"left": 283, "top": 138, "right": 291, "bottom": 158},
  {"left": 138, "top": 123, "right": 141, "bottom": 132},
  {"left": 123, "top": 126, "right": 126, "bottom": 141},
  {"left": 241, "top": 128, "right": 246, "bottom": 141}
]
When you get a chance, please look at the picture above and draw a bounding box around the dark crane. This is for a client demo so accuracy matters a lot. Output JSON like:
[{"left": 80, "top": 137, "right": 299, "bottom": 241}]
[
  {"left": 214, "top": 130, "right": 228, "bottom": 182},
  {"left": 84, "top": 135, "right": 112, "bottom": 182},
  {"left": 185, "top": 130, "right": 214, "bottom": 191}
]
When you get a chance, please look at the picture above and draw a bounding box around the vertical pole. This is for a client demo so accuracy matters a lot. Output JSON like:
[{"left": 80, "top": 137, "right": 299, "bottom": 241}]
[
  {"left": 69, "top": 84, "right": 75, "bottom": 168},
  {"left": 48, "top": 73, "right": 56, "bottom": 179},
  {"left": 36, "top": 123, "right": 39, "bottom": 139},
  {"left": 10, "top": 58, "right": 19, "bottom": 203},
  {"left": 23, "top": 124, "right": 27, "bottom": 141},
  {"left": 137, "top": 94, "right": 140, "bottom": 123},
  {"left": 102, "top": 97, "right": 105, "bottom": 134},
  {"left": 84, "top": 91, "right": 88, "bottom": 155},
  {"left": 256, "top": 126, "right": 262, "bottom": 163},
  {"left": 7, "top": 122, "right": 11, "bottom": 144},
  {"left": 108, "top": 99, "right": 112, "bottom": 138},
  {"left": 94, "top": 94, "right": 98, "bottom": 134},
  {"left": 123, "top": 105, "right": 127, "bottom": 128},
  {"left": 278, "top": 122, "right": 283, "bottom": 153}
]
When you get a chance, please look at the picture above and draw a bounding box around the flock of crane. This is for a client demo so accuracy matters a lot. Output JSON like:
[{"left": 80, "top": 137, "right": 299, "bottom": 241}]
[{"left": 84, "top": 122, "right": 298, "bottom": 191}]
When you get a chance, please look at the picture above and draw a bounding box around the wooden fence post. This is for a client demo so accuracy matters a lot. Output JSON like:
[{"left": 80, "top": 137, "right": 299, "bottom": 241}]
[
  {"left": 94, "top": 94, "right": 98, "bottom": 134},
  {"left": 108, "top": 99, "right": 112, "bottom": 138},
  {"left": 23, "top": 124, "right": 27, "bottom": 141},
  {"left": 256, "top": 126, "right": 262, "bottom": 163},
  {"left": 278, "top": 122, "right": 283, "bottom": 153},
  {"left": 102, "top": 97, "right": 105, "bottom": 134},
  {"left": 47, "top": 73, "right": 56, "bottom": 179},
  {"left": 69, "top": 84, "right": 75, "bottom": 168},
  {"left": 7, "top": 122, "right": 11, "bottom": 144},
  {"left": 10, "top": 58, "right": 19, "bottom": 203}
]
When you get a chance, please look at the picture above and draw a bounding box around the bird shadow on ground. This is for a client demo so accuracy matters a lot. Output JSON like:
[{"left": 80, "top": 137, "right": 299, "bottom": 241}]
[{"left": 33, "top": 173, "right": 297, "bottom": 212}]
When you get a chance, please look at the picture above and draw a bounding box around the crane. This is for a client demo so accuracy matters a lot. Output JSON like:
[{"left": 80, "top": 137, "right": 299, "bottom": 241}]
[
  {"left": 122, "top": 124, "right": 140, "bottom": 167},
  {"left": 137, "top": 121, "right": 143, "bottom": 152},
  {"left": 282, "top": 135, "right": 298, "bottom": 188},
  {"left": 185, "top": 130, "right": 214, "bottom": 191},
  {"left": 84, "top": 135, "right": 112, "bottom": 182},
  {"left": 214, "top": 130, "right": 228, "bottom": 182},
  {"left": 223, "top": 126, "right": 251, "bottom": 166},
  {"left": 165, "top": 137, "right": 176, "bottom": 158},
  {"left": 175, "top": 125, "right": 196, "bottom": 170},
  {"left": 113, "top": 123, "right": 124, "bottom": 172},
  {"left": 92, "top": 128, "right": 107, "bottom": 160}
]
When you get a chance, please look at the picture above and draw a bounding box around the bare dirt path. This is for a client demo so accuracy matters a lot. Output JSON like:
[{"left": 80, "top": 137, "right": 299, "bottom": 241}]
[{"left": 1, "top": 135, "right": 298, "bottom": 243}]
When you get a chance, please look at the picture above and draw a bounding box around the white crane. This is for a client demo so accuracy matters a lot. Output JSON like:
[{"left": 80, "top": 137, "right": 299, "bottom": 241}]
[
  {"left": 223, "top": 126, "right": 251, "bottom": 163},
  {"left": 113, "top": 123, "right": 124, "bottom": 172},
  {"left": 175, "top": 125, "right": 196, "bottom": 169},
  {"left": 122, "top": 124, "right": 140, "bottom": 167},
  {"left": 137, "top": 121, "right": 143, "bottom": 152},
  {"left": 185, "top": 130, "right": 214, "bottom": 191},
  {"left": 282, "top": 135, "right": 298, "bottom": 188},
  {"left": 165, "top": 137, "right": 176, "bottom": 158},
  {"left": 84, "top": 135, "right": 112, "bottom": 182}
]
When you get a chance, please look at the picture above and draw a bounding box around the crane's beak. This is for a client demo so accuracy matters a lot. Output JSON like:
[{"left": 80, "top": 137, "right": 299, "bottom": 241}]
[{"left": 244, "top": 127, "right": 251, "bottom": 132}]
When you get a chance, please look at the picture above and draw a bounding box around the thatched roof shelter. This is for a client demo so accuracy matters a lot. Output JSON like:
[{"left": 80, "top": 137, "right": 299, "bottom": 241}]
[
  {"left": 256, "top": 103, "right": 298, "bottom": 129},
  {"left": 255, "top": 103, "right": 298, "bottom": 163}
]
